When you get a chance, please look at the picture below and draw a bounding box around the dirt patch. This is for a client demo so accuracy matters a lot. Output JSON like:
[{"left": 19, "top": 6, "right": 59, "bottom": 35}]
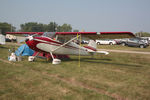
[
  {"left": 0, "top": 58, "right": 23, "bottom": 67},
  {"left": 42, "top": 72, "right": 128, "bottom": 100},
  {"left": 0, "top": 59, "right": 128, "bottom": 100},
  {"left": 98, "top": 49, "right": 150, "bottom": 55}
]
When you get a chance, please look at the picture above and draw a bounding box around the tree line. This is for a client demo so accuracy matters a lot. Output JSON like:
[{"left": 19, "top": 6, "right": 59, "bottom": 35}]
[
  {"left": 0, "top": 22, "right": 16, "bottom": 35},
  {"left": 0, "top": 22, "right": 79, "bottom": 35},
  {"left": 135, "top": 31, "right": 150, "bottom": 37}
]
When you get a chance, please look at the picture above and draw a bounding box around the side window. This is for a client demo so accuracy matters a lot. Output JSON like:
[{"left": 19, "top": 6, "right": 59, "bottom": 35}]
[
  {"left": 57, "top": 37, "right": 65, "bottom": 43},
  {"left": 129, "top": 38, "right": 134, "bottom": 41},
  {"left": 131, "top": 39, "right": 139, "bottom": 42},
  {"left": 135, "top": 39, "right": 139, "bottom": 42},
  {"left": 43, "top": 32, "right": 56, "bottom": 38}
]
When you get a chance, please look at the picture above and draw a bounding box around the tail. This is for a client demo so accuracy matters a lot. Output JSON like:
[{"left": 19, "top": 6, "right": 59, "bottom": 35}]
[
  {"left": 84, "top": 40, "right": 97, "bottom": 52},
  {"left": 84, "top": 40, "right": 109, "bottom": 55},
  {"left": 88, "top": 40, "right": 97, "bottom": 50}
]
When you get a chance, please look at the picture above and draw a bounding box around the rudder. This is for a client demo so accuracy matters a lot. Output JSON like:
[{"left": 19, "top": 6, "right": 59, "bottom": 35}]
[{"left": 88, "top": 40, "right": 97, "bottom": 50}]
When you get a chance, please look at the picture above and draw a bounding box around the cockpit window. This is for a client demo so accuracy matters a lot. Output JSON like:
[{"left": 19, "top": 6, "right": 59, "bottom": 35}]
[{"left": 42, "top": 32, "right": 56, "bottom": 38}]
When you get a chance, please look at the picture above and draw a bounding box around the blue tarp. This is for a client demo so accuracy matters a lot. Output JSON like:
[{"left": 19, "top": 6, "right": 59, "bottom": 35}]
[{"left": 15, "top": 44, "right": 34, "bottom": 56}]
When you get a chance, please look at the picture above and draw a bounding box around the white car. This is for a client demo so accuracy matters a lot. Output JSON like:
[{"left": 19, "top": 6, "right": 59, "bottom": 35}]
[{"left": 96, "top": 39, "right": 116, "bottom": 45}]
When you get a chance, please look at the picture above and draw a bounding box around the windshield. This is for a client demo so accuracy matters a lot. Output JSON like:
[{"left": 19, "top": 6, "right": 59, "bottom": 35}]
[{"left": 42, "top": 32, "right": 56, "bottom": 38}]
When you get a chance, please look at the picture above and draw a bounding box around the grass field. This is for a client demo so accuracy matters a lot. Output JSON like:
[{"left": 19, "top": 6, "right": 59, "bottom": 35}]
[
  {"left": 0, "top": 43, "right": 150, "bottom": 100},
  {"left": 97, "top": 45, "right": 150, "bottom": 52}
]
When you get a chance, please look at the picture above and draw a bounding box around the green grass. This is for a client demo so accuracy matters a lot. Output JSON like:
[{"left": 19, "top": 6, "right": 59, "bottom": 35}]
[
  {"left": 0, "top": 43, "right": 150, "bottom": 100},
  {"left": 97, "top": 44, "right": 150, "bottom": 52}
]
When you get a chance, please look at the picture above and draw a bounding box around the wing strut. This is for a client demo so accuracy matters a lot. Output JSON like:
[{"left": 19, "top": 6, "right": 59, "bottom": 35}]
[
  {"left": 52, "top": 35, "right": 80, "bottom": 52},
  {"left": 78, "top": 34, "right": 81, "bottom": 67}
]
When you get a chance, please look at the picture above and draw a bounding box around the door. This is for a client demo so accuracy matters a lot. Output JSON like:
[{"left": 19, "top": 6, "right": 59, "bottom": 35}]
[{"left": 128, "top": 38, "right": 139, "bottom": 47}]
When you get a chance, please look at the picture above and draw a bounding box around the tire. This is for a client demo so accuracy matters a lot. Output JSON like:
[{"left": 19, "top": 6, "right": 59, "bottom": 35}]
[
  {"left": 109, "top": 42, "right": 113, "bottom": 45},
  {"left": 139, "top": 45, "right": 144, "bottom": 48},
  {"left": 97, "top": 42, "right": 100, "bottom": 45},
  {"left": 121, "top": 42, "right": 126, "bottom": 46}
]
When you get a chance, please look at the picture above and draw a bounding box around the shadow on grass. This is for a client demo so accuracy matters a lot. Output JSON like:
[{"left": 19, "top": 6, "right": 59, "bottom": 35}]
[
  {"left": 34, "top": 57, "right": 141, "bottom": 68},
  {"left": 62, "top": 58, "right": 141, "bottom": 68},
  {"left": 0, "top": 46, "right": 8, "bottom": 49}
]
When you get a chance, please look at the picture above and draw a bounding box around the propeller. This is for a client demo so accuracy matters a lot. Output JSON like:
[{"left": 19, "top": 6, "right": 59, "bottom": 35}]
[{"left": 25, "top": 34, "right": 39, "bottom": 42}]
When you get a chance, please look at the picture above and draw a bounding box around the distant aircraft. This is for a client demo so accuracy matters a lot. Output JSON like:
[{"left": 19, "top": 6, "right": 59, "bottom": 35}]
[{"left": 6, "top": 32, "right": 135, "bottom": 64}]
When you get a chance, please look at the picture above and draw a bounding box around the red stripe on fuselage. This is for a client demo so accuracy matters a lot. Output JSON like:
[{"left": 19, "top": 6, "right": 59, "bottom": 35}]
[
  {"left": 26, "top": 37, "right": 84, "bottom": 52},
  {"left": 84, "top": 46, "right": 97, "bottom": 51},
  {"left": 35, "top": 37, "right": 80, "bottom": 50}
]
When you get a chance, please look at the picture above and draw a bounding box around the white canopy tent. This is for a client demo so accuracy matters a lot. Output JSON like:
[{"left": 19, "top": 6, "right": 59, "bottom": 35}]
[{"left": 0, "top": 34, "right": 5, "bottom": 45}]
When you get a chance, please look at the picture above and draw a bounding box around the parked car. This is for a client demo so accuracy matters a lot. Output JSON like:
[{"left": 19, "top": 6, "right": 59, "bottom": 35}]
[
  {"left": 115, "top": 38, "right": 128, "bottom": 45},
  {"left": 96, "top": 39, "right": 116, "bottom": 45},
  {"left": 5, "top": 38, "right": 11, "bottom": 42},
  {"left": 140, "top": 38, "right": 149, "bottom": 45},
  {"left": 120, "top": 38, "right": 149, "bottom": 48}
]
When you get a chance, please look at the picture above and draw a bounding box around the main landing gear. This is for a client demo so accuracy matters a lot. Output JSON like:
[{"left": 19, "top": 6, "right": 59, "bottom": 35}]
[{"left": 50, "top": 52, "right": 61, "bottom": 64}]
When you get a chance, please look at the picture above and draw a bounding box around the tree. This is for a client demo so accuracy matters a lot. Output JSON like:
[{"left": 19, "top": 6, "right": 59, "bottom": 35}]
[
  {"left": 20, "top": 22, "right": 58, "bottom": 32},
  {"left": 57, "top": 23, "right": 72, "bottom": 32},
  {"left": 73, "top": 29, "right": 79, "bottom": 32},
  {"left": 18, "top": 22, "right": 74, "bottom": 32},
  {"left": 135, "top": 31, "right": 150, "bottom": 37},
  {"left": 0, "top": 22, "right": 16, "bottom": 35},
  {"left": 20, "top": 22, "right": 44, "bottom": 32},
  {"left": 46, "top": 22, "right": 57, "bottom": 32}
]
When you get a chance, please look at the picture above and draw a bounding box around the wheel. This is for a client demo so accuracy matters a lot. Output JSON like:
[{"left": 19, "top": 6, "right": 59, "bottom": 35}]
[
  {"left": 109, "top": 42, "right": 113, "bottom": 45},
  {"left": 139, "top": 45, "right": 144, "bottom": 48},
  {"left": 97, "top": 42, "right": 100, "bottom": 45},
  {"left": 121, "top": 42, "right": 126, "bottom": 46}
]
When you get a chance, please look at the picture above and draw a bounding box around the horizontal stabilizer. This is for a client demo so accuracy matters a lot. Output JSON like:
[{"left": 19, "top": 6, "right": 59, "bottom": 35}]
[{"left": 96, "top": 51, "right": 109, "bottom": 55}]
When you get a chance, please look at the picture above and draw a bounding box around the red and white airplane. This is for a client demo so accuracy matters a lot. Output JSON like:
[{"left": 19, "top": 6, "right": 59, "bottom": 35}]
[{"left": 6, "top": 32, "right": 135, "bottom": 64}]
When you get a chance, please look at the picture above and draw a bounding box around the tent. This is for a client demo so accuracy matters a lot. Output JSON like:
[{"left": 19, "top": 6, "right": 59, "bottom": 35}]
[
  {"left": 15, "top": 44, "right": 34, "bottom": 56},
  {"left": 0, "top": 34, "right": 5, "bottom": 45}
]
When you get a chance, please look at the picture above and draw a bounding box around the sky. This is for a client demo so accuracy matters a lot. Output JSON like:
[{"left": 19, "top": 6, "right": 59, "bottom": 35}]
[{"left": 0, "top": 0, "right": 150, "bottom": 33}]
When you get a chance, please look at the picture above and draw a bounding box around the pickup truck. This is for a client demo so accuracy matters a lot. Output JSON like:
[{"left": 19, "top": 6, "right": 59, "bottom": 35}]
[{"left": 120, "top": 38, "right": 149, "bottom": 48}]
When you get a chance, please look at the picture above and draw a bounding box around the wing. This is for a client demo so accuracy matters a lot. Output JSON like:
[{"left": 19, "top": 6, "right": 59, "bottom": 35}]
[
  {"left": 6, "top": 31, "right": 135, "bottom": 39},
  {"left": 55, "top": 32, "right": 135, "bottom": 39},
  {"left": 6, "top": 32, "right": 44, "bottom": 35}
]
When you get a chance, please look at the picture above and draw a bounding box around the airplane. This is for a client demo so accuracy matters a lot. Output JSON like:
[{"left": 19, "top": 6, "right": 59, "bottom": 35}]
[{"left": 6, "top": 32, "right": 135, "bottom": 64}]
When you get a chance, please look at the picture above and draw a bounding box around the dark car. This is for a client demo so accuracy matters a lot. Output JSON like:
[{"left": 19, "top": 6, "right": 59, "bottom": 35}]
[
  {"left": 120, "top": 38, "right": 149, "bottom": 48},
  {"left": 5, "top": 38, "right": 11, "bottom": 42},
  {"left": 81, "top": 40, "right": 89, "bottom": 44}
]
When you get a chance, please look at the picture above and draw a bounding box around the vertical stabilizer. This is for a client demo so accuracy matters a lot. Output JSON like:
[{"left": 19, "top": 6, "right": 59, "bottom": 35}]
[
  {"left": 88, "top": 40, "right": 97, "bottom": 50},
  {"left": 83, "top": 40, "right": 97, "bottom": 53},
  {"left": 85, "top": 40, "right": 109, "bottom": 55}
]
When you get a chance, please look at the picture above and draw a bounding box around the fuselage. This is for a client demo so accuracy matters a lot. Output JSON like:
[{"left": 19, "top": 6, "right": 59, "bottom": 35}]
[{"left": 25, "top": 36, "right": 92, "bottom": 56}]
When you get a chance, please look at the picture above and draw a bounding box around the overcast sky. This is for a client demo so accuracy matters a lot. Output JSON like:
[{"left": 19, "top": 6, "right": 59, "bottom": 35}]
[{"left": 0, "top": 0, "right": 150, "bottom": 33}]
